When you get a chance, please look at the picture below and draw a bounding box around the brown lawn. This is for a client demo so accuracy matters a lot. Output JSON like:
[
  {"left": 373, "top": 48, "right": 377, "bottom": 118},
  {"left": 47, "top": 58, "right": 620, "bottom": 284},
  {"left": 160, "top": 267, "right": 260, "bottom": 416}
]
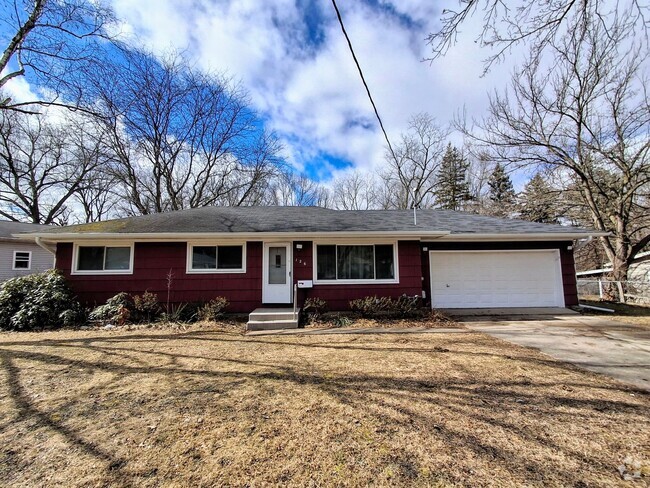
[{"left": 0, "top": 325, "right": 648, "bottom": 487}]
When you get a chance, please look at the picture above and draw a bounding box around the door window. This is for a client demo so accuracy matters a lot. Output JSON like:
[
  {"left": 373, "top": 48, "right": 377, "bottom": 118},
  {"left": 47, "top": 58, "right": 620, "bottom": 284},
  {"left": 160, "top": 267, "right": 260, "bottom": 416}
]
[{"left": 268, "top": 247, "right": 286, "bottom": 284}]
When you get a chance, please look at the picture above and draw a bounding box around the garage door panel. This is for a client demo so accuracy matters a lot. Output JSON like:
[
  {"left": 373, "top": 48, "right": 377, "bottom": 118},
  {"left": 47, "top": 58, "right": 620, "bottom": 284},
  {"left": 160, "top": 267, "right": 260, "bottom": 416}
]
[{"left": 430, "top": 250, "right": 564, "bottom": 308}]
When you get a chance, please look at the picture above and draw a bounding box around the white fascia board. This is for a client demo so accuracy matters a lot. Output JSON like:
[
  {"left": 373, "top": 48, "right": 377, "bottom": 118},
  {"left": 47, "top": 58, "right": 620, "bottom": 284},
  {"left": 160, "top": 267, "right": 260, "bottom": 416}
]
[
  {"left": 17, "top": 229, "right": 608, "bottom": 243},
  {"left": 17, "top": 230, "right": 452, "bottom": 243},
  {"left": 437, "top": 232, "right": 609, "bottom": 241}
]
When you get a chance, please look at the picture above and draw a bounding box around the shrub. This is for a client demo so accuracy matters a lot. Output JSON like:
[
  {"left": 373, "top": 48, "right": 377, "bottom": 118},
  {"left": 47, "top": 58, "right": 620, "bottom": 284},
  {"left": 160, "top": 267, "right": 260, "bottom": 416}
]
[
  {"left": 161, "top": 303, "right": 190, "bottom": 323},
  {"left": 349, "top": 295, "right": 393, "bottom": 318},
  {"left": 0, "top": 270, "right": 81, "bottom": 331},
  {"left": 349, "top": 294, "right": 423, "bottom": 319},
  {"left": 133, "top": 291, "right": 161, "bottom": 323},
  {"left": 303, "top": 297, "right": 327, "bottom": 323},
  {"left": 332, "top": 314, "right": 352, "bottom": 328},
  {"left": 197, "top": 297, "right": 229, "bottom": 321},
  {"left": 89, "top": 292, "right": 132, "bottom": 325},
  {"left": 394, "top": 294, "right": 422, "bottom": 317}
]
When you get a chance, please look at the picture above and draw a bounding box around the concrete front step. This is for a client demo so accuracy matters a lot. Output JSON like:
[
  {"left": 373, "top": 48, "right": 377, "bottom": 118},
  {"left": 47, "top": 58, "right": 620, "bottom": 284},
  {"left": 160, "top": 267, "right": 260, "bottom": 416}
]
[
  {"left": 246, "top": 319, "right": 299, "bottom": 331},
  {"left": 249, "top": 311, "right": 297, "bottom": 322},
  {"left": 247, "top": 308, "right": 300, "bottom": 331}
]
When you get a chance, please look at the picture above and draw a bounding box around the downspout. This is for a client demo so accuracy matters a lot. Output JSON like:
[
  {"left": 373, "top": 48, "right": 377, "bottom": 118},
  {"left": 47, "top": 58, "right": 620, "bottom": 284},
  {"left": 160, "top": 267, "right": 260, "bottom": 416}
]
[
  {"left": 35, "top": 237, "right": 57, "bottom": 269},
  {"left": 35, "top": 236, "right": 56, "bottom": 254}
]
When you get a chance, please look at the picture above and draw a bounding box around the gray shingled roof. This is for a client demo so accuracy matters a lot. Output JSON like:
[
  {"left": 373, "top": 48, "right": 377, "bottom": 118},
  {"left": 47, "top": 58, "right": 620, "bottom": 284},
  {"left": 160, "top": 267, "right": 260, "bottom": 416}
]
[
  {"left": 0, "top": 220, "right": 51, "bottom": 239},
  {"left": 30, "top": 206, "right": 595, "bottom": 236}
]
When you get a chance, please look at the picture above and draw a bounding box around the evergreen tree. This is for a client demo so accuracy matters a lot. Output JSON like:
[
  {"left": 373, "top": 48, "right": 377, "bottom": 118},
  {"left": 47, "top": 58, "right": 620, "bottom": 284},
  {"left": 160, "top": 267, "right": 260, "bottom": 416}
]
[
  {"left": 434, "top": 144, "right": 472, "bottom": 210},
  {"left": 488, "top": 163, "right": 515, "bottom": 204},
  {"left": 517, "top": 173, "right": 559, "bottom": 223},
  {"left": 486, "top": 162, "right": 516, "bottom": 217}
]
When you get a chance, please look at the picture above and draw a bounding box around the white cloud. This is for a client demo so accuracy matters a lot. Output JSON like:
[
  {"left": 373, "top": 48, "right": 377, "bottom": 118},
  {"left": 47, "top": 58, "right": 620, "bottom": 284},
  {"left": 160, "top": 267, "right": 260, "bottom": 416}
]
[{"left": 108, "top": 0, "right": 518, "bottom": 180}]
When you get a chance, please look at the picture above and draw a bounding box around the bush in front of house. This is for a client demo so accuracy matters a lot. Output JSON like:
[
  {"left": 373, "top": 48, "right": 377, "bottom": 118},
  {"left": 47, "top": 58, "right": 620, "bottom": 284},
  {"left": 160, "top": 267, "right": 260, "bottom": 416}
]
[
  {"left": 197, "top": 297, "right": 229, "bottom": 321},
  {"left": 133, "top": 291, "right": 161, "bottom": 323},
  {"left": 89, "top": 292, "right": 132, "bottom": 325},
  {"left": 349, "top": 294, "right": 423, "bottom": 319},
  {"left": 393, "top": 294, "right": 422, "bottom": 317},
  {"left": 349, "top": 295, "right": 393, "bottom": 318},
  {"left": 303, "top": 297, "right": 327, "bottom": 323},
  {"left": 0, "top": 270, "right": 82, "bottom": 331}
]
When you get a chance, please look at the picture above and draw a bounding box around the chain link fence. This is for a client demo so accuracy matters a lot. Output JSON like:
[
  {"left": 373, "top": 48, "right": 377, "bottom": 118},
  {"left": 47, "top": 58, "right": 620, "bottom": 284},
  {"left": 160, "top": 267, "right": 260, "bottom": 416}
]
[{"left": 577, "top": 279, "right": 650, "bottom": 304}]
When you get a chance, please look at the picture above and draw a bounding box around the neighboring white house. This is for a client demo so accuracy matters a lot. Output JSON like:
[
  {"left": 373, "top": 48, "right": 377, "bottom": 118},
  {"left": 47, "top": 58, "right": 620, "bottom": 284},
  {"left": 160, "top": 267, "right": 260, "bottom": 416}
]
[
  {"left": 576, "top": 251, "right": 650, "bottom": 302},
  {"left": 0, "top": 221, "right": 54, "bottom": 282}
]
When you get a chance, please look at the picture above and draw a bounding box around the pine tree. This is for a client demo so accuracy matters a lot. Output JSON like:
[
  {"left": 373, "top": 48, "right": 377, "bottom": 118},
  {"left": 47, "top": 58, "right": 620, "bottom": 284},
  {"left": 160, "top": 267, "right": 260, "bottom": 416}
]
[
  {"left": 434, "top": 144, "right": 472, "bottom": 210},
  {"left": 488, "top": 163, "right": 515, "bottom": 203},
  {"left": 517, "top": 173, "right": 559, "bottom": 223},
  {"left": 485, "top": 162, "right": 516, "bottom": 217}
]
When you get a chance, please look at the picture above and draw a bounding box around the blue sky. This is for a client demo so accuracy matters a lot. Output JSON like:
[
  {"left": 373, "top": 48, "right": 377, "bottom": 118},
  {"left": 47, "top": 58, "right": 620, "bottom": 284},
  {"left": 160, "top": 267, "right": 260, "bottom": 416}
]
[{"left": 6, "top": 0, "right": 521, "bottom": 184}]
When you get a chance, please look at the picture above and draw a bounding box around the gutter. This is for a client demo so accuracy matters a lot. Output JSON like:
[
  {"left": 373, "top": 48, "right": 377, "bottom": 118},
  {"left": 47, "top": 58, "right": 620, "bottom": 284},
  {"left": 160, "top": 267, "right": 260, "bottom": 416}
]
[
  {"left": 16, "top": 230, "right": 608, "bottom": 243},
  {"left": 436, "top": 231, "right": 609, "bottom": 241},
  {"left": 16, "top": 230, "right": 453, "bottom": 242},
  {"left": 34, "top": 236, "right": 56, "bottom": 254}
]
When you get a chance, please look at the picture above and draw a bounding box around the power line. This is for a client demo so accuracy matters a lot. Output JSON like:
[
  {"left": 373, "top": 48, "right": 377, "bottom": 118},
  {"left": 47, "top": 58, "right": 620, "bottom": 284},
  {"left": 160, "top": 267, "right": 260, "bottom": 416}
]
[{"left": 330, "top": 0, "right": 398, "bottom": 163}]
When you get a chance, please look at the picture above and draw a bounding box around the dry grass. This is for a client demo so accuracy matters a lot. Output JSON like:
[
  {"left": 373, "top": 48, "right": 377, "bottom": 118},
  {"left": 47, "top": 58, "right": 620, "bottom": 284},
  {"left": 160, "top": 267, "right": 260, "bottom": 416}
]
[
  {"left": 0, "top": 325, "right": 648, "bottom": 487},
  {"left": 305, "top": 310, "right": 459, "bottom": 330},
  {"left": 580, "top": 299, "right": 650, "bottom": 328}
]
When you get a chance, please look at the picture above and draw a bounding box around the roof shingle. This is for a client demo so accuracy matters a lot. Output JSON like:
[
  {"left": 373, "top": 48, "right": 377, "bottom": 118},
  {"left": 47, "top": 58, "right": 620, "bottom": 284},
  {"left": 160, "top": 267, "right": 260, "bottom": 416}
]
[{"left": 31, "top": 206, "right": 594, "bottom": 236}]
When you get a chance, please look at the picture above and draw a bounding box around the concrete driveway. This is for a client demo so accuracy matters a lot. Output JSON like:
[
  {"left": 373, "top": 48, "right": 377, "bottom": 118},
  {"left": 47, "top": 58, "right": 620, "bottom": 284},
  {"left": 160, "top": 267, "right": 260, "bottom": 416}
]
[{"left": 449, "top": 308, "right": 650, "bottom": 391}]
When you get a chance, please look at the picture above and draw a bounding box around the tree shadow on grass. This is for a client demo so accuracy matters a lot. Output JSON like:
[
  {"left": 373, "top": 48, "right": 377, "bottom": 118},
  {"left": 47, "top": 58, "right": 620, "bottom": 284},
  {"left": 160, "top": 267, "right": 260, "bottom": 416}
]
[
  {"left": 0, "top": 353, "right": 133, "bottom": 484},
  {"left": 0, "top": 331, "right": 648, "bottom": 486}
]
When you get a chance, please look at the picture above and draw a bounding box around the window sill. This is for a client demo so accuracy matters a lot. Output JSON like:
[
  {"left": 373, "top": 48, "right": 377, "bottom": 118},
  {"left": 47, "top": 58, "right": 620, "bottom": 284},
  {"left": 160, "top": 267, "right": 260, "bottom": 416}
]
[
  {"left": 313, "top": 279, "right": 399, "bottom": 286},
  {"left": 186, "top": 269, "right": 246, "bottom": 274},
  {"left": 71, "top": 270, "right": 134, "bottom": 275}
]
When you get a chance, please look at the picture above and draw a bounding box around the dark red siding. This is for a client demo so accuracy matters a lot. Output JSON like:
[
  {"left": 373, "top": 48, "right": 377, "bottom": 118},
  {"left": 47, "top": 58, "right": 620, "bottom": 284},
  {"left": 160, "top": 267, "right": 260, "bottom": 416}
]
[
  {"left": 57, "top": 240, "right": 424, "bottom": 313},
  {"left": 293, "top": 240, "right": 423, "bottom": 311},
  {"left": 57, "top": 242, "right": 263, "bottom": 313},
  {"left": 421, "top": 241, "right": 578, "bottom": 307},
  {"left": 56, "top": 238, "right": 578, "bottom": 313}
]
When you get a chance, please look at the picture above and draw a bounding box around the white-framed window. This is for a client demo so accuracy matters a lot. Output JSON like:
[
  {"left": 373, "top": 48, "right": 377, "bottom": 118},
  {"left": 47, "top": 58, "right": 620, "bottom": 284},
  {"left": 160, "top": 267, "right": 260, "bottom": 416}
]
[
  {"left": 72, "top": 243, "right": 134, "bottom": 275},
  {"left": 12, "top": 250, "right": 32, "bottom": 270},
  {"left": 314, "top": 242, "right": 399, "bottom": 284},
  {"left": 186, "top": 242, "right": 246, "bottom": 273}
]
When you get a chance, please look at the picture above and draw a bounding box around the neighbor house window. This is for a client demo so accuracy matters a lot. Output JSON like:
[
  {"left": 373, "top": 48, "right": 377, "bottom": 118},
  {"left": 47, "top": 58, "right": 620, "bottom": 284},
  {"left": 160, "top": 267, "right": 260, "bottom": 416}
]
[
  {"left": 74, "top": 245, "right": 132, "bottom": 273},
  {"left": 188, "top": 244, "right": 245, "bottom": 272},
  {"left": 315, "top": 244, "right": 396, "bottom": 282},
  {"left": 12, "top": 251, "right": 31, "bottom": 270}
]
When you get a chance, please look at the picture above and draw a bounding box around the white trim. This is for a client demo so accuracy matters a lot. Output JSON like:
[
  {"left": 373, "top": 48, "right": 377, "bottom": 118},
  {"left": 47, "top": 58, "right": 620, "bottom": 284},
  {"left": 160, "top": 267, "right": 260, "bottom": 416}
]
[
  {"left": 428, "top": 249, "right": 565, "bottom": 309},
  {"left": 71, "top": 242, "right": 134, "bottom": 275},
  {"left": 185, "top": 241, "right": 247, "bottom": 274},
  {"left": 437, "top": 232, "right": 607, "bottom": 241},
  {"left": 262, "top": 242, "right": 293, "bottom": 303},
  {"left": 18, "top": 229, "right": 607, "bottom": 243},
  {"left": 12, "top": 250, "right": 32, "bottom": 271},
  {"left": 21, "top": 231, "right": 451, "bottom": 242},
  {"left": 312, "top": 240, "right": 400, "bottom": 285}
]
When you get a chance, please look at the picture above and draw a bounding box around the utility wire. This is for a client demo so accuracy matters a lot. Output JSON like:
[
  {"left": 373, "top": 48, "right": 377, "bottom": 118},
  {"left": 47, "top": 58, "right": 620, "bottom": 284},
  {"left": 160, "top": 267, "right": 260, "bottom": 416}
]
[{"left": 330, "top": 0, "right": 398, "bottom": 163}]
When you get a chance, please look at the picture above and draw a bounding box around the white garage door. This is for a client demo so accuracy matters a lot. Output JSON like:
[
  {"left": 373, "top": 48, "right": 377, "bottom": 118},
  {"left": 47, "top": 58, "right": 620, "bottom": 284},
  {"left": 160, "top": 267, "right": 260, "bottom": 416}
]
[{"left": 429, "top": 250, "right": 565, "bottom": 308}]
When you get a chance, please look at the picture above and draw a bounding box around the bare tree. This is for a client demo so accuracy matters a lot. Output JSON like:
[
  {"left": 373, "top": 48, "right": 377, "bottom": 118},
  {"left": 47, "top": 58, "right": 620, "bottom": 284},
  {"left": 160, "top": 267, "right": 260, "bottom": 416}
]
[
  {"left": 0, "top": 0, "right": 115, "bottom": 112},
  {"left": 331, "top": 170, "right": 380, "bottom": 210},
  {"left": 382, "top": 113, "right": 449, "bottom": 209},
  {"left": 464, "top": 150, "right": 493, "bottom": 214},
  {"left": 459, "top": 14, "right": 650, "bottom": 296},
  {"left": 267, "top": 171, "right": 331, "bottom": 207},
  {"left": 0, "top": 110, "right": 103, "bottom": 223},
  {"left": 86, "top": 49, "right": 283, "bottom": 215},
  {"left": 426, "top": 0, "right": 648, "bottom": 73}
]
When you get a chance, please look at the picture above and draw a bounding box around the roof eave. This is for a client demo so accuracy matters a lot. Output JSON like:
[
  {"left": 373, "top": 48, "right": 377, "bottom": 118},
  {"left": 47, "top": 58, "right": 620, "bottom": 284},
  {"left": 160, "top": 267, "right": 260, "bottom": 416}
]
[
  {"left": 16, "top": 230, "right": 453, "bottom": 242},
  {"left": 17, "top": 230, "right": 608, "bottom": 243},
  {"left": 438, "top": 232, "right": 609, "bottom": 241}
]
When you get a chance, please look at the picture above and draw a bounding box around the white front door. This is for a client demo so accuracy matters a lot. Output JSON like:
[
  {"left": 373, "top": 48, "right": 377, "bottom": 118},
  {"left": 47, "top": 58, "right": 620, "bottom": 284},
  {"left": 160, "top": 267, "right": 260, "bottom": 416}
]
[{"left": 262, "top": 243, "right": 292, "bottom": 303}]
